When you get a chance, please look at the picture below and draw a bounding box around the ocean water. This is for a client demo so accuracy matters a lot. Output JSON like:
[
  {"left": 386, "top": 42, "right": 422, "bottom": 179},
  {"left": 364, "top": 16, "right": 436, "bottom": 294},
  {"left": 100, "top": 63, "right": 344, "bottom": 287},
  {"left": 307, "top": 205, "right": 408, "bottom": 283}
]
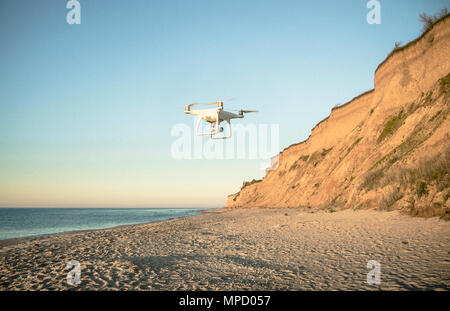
[{"left": 0, "top": 208, "right": 211, "bottom": 240}]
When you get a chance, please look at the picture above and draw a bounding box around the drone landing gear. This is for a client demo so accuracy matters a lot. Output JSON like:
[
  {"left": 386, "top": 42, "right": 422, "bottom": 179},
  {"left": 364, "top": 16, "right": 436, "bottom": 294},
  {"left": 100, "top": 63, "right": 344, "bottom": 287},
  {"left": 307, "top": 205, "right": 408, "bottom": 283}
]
[
  {"left": 194, "top": 118, "right": 232, "bottom": 139},
  {"left": 211, "top": 120, "right": 231, "bottom": 140}
]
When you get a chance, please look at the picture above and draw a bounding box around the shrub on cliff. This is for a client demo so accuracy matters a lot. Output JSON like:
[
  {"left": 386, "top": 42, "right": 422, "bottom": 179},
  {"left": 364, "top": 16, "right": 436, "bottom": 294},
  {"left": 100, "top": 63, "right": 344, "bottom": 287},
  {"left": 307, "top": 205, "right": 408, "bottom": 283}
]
[{"left": 419, "top": 9, "right": 448, "bottom": 34}]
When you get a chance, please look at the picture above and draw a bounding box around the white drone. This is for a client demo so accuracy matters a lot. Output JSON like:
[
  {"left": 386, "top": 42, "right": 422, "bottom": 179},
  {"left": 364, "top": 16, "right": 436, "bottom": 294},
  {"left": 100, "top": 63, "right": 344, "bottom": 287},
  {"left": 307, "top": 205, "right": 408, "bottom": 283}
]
[{"left": 184, "top": 100, "right": 258, "bottom": 139}]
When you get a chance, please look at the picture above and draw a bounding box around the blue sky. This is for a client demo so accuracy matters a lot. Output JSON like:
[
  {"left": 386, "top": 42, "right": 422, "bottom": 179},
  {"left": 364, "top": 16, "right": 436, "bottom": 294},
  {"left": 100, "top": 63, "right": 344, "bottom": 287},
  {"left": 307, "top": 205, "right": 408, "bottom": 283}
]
[{"left": 0, "top": 0, "right": 448, "bottom": 207}]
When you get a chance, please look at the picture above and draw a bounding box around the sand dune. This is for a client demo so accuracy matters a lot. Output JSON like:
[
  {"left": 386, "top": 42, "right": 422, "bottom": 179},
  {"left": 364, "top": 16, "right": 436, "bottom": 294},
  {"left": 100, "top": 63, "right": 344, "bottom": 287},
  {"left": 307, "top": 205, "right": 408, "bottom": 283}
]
[{"left": 0, "top": 208, "right": 448, "bottom": 290}]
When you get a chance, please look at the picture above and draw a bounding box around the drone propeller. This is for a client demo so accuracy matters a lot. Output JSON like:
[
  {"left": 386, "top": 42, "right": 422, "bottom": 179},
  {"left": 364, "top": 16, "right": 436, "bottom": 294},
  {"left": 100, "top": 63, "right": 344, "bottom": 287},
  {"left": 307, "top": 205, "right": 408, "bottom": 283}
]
[
  {"left": 230, "top": 109, "right": 258, "bottom": 114},
  {"left": 189, "top": 101, "right": 221, "bottom": 107},
  {"left": 224, "top": 97, "right": 236, "bottom": 103},
  {"left": 193, "top": 98, "right": 235, "bottom": 105},
  {"left": 188, "top": 98, "right": 236, "bottom": 110}
]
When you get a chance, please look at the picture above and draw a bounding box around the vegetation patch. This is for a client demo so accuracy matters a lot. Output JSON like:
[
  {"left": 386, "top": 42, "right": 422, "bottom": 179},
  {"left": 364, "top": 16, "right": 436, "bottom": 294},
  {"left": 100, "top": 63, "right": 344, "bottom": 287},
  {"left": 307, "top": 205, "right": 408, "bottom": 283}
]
[
  {"left": 372, "top": 126, "right": 426, "bottom": 170},
  {"left": 299, "top": 155, "right": 309, "bottom": 162},
  {"left": 362, "top": 150, "right": 449, "bottom": 194},
  {"left": 408, "top": 152, "right": 450, "bottom": 192},
  {"left": 376, "top": 11, "right": 449, "bottom": 75},
  {"left": 423, "top": 91, "right": 433, "bottom": 104},
  {"left": 375, "top": 73, "right": 448, "bottom": 146},
  {"left": 407, "top": 101, "right": 418, "bottom": 114},
  {"left": 380, "top": 187, "right": 404, "bottom": 211},
  {"left": 306, "top": 147, "right": 333, "bottom": 167},
  {"left": 321, "top": 147, "right": 333, "bottom": 157},
  {"left": 419, "top": 9, "right": 448, "bottom": 34},
  {"left": 329, "top": 140, "right": 362, "bottom": 177},
  {"left": 429, "top": 110, "right": 442, "bottom": 122},
  {"left": 439, "top": 72, "right": 450, "bottom": 95},
  {"left": 416, "top": 181, "right": 429, "bottom": 197},
  {"left": 378, "top": 109, "right": 405, "bottom": 142},
  {"left": 241, "top": 179, "right": 262, "bottom": 190},
  {"left": 307, "top": 151, "right": 322, "bottom": 165},
  {"left": 390, "top": 41, "right": 403, "bottom": 54},
  {"left": 288, "top": 154, "right": 310, "bottom": 172},
  {"left": 444, "top": 189, "right": 450, "bottom": 202},
  {"left": 371, "top": 86, "right": 448, "bottom": 170},
  {"left": 288, "top": 162, "right": 298, "bottom": 172},
  {"left": 360, "top": 168, "right": 385, "bottom": 190},
  {"left": 346, "top": 137, "right": 363, "bottom": 155},
  {"left": 360, "top": 149, "right": 449, "bottom": 218}
]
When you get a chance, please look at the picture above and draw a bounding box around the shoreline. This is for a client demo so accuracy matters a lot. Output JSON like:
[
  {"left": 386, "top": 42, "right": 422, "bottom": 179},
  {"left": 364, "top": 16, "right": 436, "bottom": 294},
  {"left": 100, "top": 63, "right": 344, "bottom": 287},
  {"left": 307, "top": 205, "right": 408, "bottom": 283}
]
[
  {"left": 0, "top": 207, "right": 219, "bottom": 248},
  {"left": 1, "top": 208, "right": 449, "bottom": 290}
]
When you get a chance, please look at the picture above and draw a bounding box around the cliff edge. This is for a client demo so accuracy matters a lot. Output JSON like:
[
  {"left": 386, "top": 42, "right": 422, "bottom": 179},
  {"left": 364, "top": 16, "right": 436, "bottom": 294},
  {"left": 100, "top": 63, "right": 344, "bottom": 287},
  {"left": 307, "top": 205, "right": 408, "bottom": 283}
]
[{"left": 226, "top": 15, "right": 450, "bottom": 219}]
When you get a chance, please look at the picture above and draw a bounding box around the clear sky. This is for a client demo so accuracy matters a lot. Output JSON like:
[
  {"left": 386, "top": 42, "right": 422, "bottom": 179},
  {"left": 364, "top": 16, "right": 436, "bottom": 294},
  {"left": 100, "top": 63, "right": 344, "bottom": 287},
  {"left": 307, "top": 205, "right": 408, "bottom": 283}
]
[{"left": 0, "top": 0, "right": 448, "bottom": 207}]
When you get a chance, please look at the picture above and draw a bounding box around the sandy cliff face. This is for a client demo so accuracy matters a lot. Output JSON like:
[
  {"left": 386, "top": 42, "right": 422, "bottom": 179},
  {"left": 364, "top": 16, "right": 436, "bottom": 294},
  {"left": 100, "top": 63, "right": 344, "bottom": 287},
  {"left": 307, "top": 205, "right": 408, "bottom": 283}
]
[{"left": 226, "top": 16, "right": 450, "bottom": 219}]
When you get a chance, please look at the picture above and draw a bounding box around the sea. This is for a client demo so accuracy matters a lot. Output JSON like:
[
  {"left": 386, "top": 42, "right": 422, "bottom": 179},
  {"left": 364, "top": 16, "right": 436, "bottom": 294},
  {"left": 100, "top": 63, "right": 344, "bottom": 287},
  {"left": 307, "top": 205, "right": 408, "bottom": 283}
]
[{"left": 0, "top": 208, "right": 212, "bottom": 240}]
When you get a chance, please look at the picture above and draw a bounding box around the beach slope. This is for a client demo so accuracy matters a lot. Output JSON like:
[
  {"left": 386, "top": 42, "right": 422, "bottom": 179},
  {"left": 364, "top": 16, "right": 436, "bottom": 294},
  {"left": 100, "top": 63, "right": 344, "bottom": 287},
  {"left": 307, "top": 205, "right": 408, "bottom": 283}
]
[{"left": 0, "top": 208, "right": 448, "bottom": 290}]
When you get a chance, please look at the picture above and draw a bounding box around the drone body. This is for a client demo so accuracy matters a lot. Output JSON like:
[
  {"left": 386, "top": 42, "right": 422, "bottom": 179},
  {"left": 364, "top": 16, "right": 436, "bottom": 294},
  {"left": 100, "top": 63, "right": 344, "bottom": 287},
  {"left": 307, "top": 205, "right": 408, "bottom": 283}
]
[{"left": 184, "top": 101, "right": 257, "bottom": 139}]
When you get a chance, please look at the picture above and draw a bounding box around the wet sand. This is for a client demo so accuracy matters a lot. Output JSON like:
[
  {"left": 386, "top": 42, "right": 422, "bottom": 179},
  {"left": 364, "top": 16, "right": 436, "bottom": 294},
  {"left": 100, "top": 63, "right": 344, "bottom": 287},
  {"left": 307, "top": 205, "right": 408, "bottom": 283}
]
[{"left": 0, "top": 208, "right": 449, "bottom": 290}]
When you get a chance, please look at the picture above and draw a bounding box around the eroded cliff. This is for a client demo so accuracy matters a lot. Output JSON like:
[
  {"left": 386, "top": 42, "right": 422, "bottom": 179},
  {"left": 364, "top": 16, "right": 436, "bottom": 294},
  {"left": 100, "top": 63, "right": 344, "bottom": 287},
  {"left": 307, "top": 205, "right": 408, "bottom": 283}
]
[{"left": 226, "top": 15, "right": 450, "bottom": 219}]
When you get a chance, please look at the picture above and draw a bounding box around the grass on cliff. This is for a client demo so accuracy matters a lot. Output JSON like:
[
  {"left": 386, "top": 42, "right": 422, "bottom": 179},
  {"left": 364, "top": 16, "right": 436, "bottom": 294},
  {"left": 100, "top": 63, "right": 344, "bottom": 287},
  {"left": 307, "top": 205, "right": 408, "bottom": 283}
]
[
  {"left": 408, "top": 152, "right": 450, "bottom": 193},
  {"left": 361, "top": 149, "right": 450, "bottom": 194},
  {"left": 380, "top": 187, "right": 404, "bottom": 211},
  {"left": 288, "top": 148, "right": 333, "bottom": 172},
  {"left": 378, "top": 109, "right": 405, "bottom": 142},
  {"left": 372, "top": 76, "right": 448, "bottom": 170},
  {"left": 308, "top": 147, "right": 333, "bottom": 166},
  {"left": 359, "top": 168, "right": 384, "bottom": 190},
  {"left": 360, "top": 149, "right": 449, "bottom": 217},
  {"left": 439, "top": 72, "right": 450, "bottom": 95},
  {"left": 288, "top": 155, "right": 309, "bottom": 172},
  {"left": 347, "top": 137, "right": 363, "bottom": 155},
  {"left": 373, "top": 108, "right": 447, "bottom": 170},
  {"left": 373, "top": 124, "right": 425, "bottom": 169},
  {"left": 241, "top": 179, "right": 262, "bottom": 190}
]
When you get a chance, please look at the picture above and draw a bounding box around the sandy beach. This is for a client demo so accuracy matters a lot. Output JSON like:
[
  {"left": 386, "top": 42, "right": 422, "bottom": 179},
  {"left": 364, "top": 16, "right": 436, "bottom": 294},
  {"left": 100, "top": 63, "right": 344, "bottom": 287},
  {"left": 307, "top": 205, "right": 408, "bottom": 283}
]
[{"left": 0, "top": 208, "right": 449, "bottom": 291}]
